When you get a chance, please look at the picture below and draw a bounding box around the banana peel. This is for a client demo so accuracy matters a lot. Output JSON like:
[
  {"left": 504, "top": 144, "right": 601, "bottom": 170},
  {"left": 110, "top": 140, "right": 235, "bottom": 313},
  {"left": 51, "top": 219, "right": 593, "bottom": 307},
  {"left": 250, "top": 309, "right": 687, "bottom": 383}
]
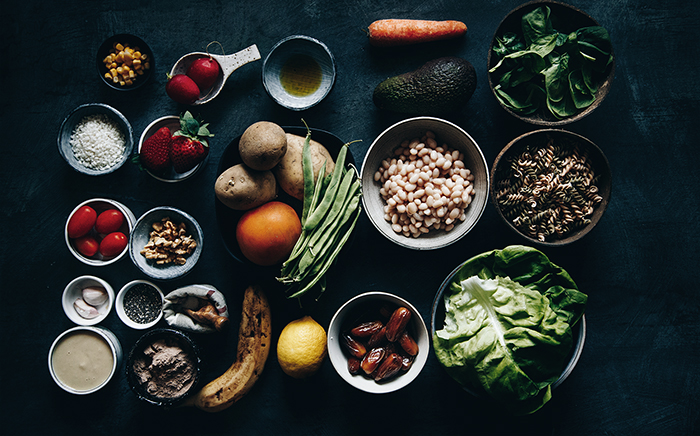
[{"left": 182, "top": 284, "right": 272, "bottom": 412}]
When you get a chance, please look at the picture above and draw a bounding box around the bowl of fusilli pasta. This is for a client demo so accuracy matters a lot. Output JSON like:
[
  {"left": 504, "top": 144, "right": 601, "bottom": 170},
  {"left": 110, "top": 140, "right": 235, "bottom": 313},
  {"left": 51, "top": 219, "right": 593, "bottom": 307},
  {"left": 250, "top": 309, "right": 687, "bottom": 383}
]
[{"left": 490, "top": 129, "right": 611, "bottom": 245}]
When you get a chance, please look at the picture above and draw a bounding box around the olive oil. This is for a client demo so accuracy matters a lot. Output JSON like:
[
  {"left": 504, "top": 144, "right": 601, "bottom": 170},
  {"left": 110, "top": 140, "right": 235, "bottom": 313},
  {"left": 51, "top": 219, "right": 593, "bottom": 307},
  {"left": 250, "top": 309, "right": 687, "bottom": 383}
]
[{"left": 279, "top": 54, "right": 322, "bottom": 97}]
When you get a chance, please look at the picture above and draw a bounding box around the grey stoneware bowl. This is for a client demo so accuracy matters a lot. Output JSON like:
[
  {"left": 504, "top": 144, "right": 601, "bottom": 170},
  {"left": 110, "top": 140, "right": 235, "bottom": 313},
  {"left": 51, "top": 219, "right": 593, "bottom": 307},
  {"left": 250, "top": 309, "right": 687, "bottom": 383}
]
[
  {"left": 97, "top": 33, "right": 154, "bottom": 91},
  {"left": 430, "top": 261, "right": 586, "bottom": 397},
  {"left": 58, "top": 103, "right": 134, "bottom": 175},
  {"left": 360, "top": 117, "right": 489, "bottom": 250},
  {"left": 129, "top": 207, "right": 203, "bottom": 280},
  {"left": 125, "top": 328, "right": 201, "bottom": 408},
  {"left": 487, "top": 0, "right": 615, "bottom": 126},
  {"left": 262, "top": 35, "right": 336, "bottom": 111}
]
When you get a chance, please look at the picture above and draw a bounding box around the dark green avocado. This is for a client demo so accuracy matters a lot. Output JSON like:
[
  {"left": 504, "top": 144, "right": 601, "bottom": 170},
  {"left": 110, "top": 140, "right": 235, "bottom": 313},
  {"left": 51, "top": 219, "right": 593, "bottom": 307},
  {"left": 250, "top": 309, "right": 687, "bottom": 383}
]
[{"left": 373, "top": 57, "right": 477, "bottom": 115}]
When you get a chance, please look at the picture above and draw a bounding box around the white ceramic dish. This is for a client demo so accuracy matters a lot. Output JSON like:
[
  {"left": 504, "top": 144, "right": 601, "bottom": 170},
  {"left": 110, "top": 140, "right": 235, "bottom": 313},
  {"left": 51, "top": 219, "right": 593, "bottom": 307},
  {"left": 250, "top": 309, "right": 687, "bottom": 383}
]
[
  {"left": 57, "top": 103, "right": 134, "bottom": 175},
  {"left": 137, "top": 116, "right": 207, "bottom": 182},
  {"left": 65, "top": 198, "right": 136, "bottom": 266},
  {"left": 327, "top": 291, "right": 429, "bottom": 394},
  {"left": 360, "top": 117, "right": 489, "bottom": 250},
  {"left": 116, "top": 280, "right": 164, "bottom": 330},
  {"left": 129, "top": 207, "right": 203, "bottom": 280},
  {"left": 48, "top": 326, "right": 122, "bottom": 395},
  {"left": 62, "top": 275, "right": 115, "bottom": 326},
  {"left": 262, "top": 35, "right": 336, "bottom": 111}
]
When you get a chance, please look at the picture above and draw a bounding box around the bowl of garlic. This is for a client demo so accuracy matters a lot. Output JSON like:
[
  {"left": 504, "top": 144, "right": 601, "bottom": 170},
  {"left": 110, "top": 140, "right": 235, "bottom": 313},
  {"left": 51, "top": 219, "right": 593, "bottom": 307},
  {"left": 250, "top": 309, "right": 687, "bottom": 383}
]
[{"left": 62, "top": 275, "right": 115, "bottom": 326}]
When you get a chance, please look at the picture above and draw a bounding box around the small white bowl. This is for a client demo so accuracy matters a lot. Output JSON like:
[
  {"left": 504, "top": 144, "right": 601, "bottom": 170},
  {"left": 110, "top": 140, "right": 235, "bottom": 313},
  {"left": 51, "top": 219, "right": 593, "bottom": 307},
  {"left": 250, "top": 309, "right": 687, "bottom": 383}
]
[
  {"left": 137, "top": 116, "right": 208, "bottom": 182},
  {"left": 48, "top": 326, "right": 122, "bottom": 395},
  {"left": 360, "top": 117, "right": 489, "bottom": 250},
  {"left": 262, "top": 35, "right": 336, "bottom": 111},
  {"left": 65, "top": 198, "right": 136, "bottom": 266},
  {"left": 327, "top": 291, "right": 429, "bottom": 394},
  {"left": 116, "top": 280, "right": 164, "bottom": 329},
  {"left": 129, "top": 207, "right": 203, "bottom": 280},
  {"left": 62, "top": 275, "right": 115, "bottom": 326},
  {"left": 57, "top": 103, "right": 134, "bottom": 175}
]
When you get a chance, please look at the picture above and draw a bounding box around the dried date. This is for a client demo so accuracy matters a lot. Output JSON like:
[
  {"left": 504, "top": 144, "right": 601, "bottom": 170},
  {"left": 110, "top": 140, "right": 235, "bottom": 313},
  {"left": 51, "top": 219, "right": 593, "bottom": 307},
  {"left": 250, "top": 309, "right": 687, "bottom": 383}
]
[
  {"left": 361, "top": 347, "right": 386, "bottom": 375},
  {"left": 374, "top": 353, "right": 403, "bottom": 381},
  {"left": 385, "top": 307, "right": 411, "bottom": 342},
  {"left": 342, "top": 333, "right": 367, "bottom": 359},
  {"left": 350, "top": 320, "right": 384, "bottom": 338}
]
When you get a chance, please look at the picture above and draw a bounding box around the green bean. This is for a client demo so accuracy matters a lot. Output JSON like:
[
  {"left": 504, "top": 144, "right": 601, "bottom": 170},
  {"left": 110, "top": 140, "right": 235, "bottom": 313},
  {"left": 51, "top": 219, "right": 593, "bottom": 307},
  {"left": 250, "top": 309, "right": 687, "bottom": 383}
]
[
  {"left": 287, "top": 203, "right": 361, "bottom": 299},
  {"left": 305, "top": 170, "right": 357, "bottom": 253},
  {"left": 300, "top": 126, "right": 315, "bottom": 225},
  {"left": 303, "top": 145, "right": 348, "bottom": 231}
]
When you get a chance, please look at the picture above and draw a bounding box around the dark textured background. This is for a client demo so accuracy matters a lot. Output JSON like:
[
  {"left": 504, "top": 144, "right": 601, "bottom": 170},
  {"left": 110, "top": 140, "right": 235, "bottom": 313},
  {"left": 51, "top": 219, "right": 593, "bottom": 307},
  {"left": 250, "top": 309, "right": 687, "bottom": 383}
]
[{"left": 3, "top": 0, "right": 699, "bottom": 435}]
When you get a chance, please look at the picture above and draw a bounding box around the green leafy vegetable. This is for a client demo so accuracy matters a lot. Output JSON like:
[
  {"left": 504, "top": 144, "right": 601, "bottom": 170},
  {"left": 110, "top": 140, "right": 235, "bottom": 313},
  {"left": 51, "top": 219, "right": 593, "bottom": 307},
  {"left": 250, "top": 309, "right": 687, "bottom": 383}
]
[
  {"left": 489, "top": 6, "right": 612, "bottom": 119},
  {"left": 433, "top": 245, "right": 587, "bottom": 415}
]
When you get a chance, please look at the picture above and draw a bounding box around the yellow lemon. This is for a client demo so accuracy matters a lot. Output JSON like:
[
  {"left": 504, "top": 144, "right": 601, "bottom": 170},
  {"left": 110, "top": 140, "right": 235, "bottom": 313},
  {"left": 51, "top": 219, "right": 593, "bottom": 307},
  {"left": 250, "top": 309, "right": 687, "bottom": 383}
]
[{"left": 277, "top": 316, "right": 327, "bottom": 379}]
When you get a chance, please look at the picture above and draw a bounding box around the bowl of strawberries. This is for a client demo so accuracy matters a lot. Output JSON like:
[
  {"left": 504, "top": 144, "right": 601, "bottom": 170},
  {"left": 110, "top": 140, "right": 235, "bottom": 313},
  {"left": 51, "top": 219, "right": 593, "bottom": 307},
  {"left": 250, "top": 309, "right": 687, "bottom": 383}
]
[{"left": 136, "top": 112, "right": 213, "bottom": 182}]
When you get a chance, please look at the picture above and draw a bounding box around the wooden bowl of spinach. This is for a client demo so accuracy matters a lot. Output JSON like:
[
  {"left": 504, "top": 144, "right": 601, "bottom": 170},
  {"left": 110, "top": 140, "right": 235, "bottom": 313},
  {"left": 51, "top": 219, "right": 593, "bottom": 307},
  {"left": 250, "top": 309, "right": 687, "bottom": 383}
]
[{"left": 487, "top": 1, "right": 615, "bottom": 125}]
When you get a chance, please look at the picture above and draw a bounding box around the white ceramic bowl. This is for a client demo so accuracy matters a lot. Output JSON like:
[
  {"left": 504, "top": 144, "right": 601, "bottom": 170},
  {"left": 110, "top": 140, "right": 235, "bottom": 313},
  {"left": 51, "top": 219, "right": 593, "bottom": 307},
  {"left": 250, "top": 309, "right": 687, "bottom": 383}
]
[
  {"left": 327, "top": 291, "right": 429, "bottom": 394},
  {"left": 262, "top": 35, "right": 336, "bottom": 111},
  {"left": 137, "top": 115, "right": 208, "bottom": 182},
  {"left": 62, "top": 275, "right": 115, "bottom": 326},
  {"left": 65, "top": 198, "right": 136, "bottom": 266},
  {"left": 57, "top": 103, "right": 134, "bottom": 175},
  {"left": 116, "top": 280, "right": 164, "bottom": 329},
  {"left": 360, "top": 117, "right": 489, "bottom": 250},
  {"left": 48, "top": 326, "right": 122, "bottom": 395},
  {"left": 129, "top": 207, "right": 203, "bottom": 280}
]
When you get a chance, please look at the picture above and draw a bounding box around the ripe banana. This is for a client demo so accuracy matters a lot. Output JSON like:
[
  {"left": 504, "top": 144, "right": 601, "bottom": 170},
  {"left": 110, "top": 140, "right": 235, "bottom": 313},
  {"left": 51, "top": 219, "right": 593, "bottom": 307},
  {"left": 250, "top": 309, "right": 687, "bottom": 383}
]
[{"left": 182, "top": 284, "right": 272, "bottom": 412}]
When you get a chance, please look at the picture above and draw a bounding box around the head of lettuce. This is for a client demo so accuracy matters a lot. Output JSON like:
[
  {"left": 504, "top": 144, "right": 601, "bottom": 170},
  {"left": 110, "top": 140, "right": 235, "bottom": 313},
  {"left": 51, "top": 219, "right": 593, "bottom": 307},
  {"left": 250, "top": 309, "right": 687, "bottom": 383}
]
[{"left": 432, "top": 245, "right": 587, "bottom": 415}]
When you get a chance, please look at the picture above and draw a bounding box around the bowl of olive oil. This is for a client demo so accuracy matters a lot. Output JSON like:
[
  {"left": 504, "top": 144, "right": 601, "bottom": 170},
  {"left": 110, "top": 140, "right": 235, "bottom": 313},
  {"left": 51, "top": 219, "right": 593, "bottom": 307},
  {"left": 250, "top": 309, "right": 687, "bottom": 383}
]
[{"left": 262, "top": 35, "right": 336, "bottom": 111}]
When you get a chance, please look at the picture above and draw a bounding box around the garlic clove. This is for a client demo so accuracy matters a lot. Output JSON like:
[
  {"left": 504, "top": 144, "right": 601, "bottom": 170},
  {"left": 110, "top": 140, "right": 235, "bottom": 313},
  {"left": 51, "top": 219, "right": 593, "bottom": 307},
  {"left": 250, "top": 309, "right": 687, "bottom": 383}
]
[
  {"left": 74, "top": 298, "right": 100, "bottom": 319},
  {"left": 82, "top": 286, "right": 108, "bottom": 306}
]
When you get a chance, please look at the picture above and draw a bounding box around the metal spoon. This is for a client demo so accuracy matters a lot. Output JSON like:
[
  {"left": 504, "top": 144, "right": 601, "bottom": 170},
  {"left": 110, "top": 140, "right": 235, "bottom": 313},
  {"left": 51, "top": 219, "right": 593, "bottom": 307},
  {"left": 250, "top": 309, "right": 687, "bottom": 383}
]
[{"left": 170, "top": 44, "right": 261, "bottom": 105}]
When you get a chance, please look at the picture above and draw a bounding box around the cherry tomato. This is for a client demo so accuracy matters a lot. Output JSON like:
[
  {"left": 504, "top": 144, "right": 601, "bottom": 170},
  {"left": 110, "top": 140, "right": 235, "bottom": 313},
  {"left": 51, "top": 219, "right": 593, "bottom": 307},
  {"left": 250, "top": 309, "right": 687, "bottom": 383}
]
[
  {"left": 67, "top": 206, "right": 97, "bottom": 238},
  {"left": 99, "top": 232, "right": 127, "bottom": 257},
  {"left": 95, "top": 209, "right": 125, "bottom": 234},
  {"left": 74, "top": 234, "right": 99, "bottom": 257}
]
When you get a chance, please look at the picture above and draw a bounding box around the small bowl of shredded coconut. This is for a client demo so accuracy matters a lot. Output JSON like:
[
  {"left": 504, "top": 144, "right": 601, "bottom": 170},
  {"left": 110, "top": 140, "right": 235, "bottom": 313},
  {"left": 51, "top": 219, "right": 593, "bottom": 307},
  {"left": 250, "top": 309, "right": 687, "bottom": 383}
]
[{"left": 58, "top": 103, "right": 134, "bottom": 175}]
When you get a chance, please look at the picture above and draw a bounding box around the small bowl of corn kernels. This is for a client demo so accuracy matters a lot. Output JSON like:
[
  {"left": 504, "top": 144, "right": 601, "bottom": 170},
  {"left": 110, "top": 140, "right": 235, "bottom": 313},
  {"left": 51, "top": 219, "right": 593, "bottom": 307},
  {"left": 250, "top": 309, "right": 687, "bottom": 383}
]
[{"left": 97, "top": 34, "right": 154, "bottom": 91}]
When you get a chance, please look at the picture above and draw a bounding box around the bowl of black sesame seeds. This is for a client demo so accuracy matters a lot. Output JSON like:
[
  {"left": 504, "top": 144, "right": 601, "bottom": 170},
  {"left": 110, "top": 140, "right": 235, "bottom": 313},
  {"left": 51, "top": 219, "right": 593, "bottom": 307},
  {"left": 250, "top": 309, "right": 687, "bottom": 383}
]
[
  {"left": 116, "top": 280, "right": 164, "bottom": 329},
  {"left": 490, "top": 129, "right": 612, "bottom": 245}
]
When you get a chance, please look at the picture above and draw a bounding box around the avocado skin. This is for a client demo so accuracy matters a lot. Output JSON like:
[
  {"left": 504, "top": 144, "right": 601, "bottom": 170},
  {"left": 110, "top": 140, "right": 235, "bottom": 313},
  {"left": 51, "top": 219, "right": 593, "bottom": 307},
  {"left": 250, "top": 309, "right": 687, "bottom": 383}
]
[{"left": 373, "top": 57, "right": 477, "bottom": 115}]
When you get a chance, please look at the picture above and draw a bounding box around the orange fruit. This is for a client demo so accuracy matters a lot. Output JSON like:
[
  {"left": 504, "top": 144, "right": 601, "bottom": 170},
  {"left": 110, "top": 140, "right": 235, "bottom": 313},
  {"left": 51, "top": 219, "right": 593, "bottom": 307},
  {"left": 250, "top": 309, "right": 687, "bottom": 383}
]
[{"left": 236, "top": 201, "right": 302, "bottom": 266}]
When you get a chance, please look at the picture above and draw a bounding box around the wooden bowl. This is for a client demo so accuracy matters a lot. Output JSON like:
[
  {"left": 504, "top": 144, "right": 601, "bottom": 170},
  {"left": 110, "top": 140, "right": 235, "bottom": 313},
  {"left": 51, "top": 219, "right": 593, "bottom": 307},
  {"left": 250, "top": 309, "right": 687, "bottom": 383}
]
[
  {"left": 487, "top": 1, "right": 615, "bottom": 125},
  {"left": 490, "top": 129, "right": 612, "bottom": 246}
]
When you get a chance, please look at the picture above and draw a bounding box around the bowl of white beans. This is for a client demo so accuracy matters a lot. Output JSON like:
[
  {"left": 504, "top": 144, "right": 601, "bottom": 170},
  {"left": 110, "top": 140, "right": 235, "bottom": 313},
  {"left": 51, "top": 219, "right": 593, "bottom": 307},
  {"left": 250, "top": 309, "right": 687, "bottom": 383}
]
[{"left": 360, "top": 117, "right": 489, "bottom": 250}]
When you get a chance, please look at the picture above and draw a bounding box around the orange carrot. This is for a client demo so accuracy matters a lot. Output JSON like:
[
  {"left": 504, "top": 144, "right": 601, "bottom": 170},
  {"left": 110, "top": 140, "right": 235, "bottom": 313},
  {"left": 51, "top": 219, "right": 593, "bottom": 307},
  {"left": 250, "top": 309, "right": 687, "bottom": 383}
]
[{"left": 368, "top": 19, "right": 467, "bottom": 47}]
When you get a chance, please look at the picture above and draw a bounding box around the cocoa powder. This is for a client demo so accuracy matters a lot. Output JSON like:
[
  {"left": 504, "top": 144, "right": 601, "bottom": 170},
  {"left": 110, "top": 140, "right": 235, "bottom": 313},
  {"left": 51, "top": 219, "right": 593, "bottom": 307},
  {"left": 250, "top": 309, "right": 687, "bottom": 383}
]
[{"left": 132, "top": 337, "right": 196, "bottom": 398}]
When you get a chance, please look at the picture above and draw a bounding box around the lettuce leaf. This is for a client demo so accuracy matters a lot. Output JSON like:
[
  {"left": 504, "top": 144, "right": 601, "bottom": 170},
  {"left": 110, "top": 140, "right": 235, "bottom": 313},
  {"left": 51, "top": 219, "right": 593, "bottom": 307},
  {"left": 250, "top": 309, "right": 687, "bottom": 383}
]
[{"left": 433, "top": 245, "right": 587, "bottom": 415}]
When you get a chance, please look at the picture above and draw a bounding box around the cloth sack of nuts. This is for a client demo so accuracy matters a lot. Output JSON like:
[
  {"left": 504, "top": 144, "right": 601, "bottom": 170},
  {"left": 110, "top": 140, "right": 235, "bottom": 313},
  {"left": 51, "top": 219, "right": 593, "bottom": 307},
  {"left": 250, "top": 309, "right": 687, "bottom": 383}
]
[{"left": 163, "top": 284, "right": 230, "bottom": 334}]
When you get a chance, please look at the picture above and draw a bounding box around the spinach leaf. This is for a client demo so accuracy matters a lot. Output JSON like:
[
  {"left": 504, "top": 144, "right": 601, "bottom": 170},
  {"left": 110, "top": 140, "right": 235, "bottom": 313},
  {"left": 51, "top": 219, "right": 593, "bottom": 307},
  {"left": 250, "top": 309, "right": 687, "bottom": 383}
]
[{"left": 490, "top": 6, "right": 613, "bottom": 119}]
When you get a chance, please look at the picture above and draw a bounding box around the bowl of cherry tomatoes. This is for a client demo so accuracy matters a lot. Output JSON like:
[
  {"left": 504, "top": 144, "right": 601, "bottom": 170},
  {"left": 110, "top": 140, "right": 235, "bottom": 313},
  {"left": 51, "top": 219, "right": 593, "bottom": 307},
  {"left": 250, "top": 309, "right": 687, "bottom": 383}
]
[{"left": 65, "top": 198, "right": 136, "bottom": 266}]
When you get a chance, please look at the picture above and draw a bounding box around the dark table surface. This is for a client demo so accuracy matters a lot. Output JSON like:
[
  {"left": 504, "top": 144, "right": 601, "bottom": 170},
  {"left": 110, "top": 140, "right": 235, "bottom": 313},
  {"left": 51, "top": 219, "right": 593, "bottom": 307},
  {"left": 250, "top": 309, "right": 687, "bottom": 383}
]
[{"left": 3, "top": 0, "right": 699, "bottom": 435}]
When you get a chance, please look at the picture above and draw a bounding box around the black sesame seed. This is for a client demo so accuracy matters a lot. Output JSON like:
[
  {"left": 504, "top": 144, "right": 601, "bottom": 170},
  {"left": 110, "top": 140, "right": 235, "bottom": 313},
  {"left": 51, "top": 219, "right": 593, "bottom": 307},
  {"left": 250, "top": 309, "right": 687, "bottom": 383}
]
[{"left": 124, "top": 284, "right": 161, "bottom": 324}]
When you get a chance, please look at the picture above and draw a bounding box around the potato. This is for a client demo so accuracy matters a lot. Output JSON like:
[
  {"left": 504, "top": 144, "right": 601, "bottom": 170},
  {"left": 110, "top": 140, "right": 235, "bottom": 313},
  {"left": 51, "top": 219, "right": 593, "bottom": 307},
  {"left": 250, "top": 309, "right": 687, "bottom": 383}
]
[
  {"left": 239, "top": 121, "right": 288, "bottom": 171},
  {"left": 273, "top": 133, "right": 335, "bottom": 201},
  {"left": 215, "top": 164, "right": 278, "bottom": 211}
]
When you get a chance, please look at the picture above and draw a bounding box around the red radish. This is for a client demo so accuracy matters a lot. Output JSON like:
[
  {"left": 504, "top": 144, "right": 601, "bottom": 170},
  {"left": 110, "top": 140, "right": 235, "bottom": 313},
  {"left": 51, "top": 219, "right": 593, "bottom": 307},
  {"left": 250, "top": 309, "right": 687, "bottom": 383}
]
[
  {"left": 187, "top": 57, "right": 220, "bottom": 90},
  {"left": 166, "top": 74, "right": 200, "bottom": 105},
  {"left": 68, "top": 206, "right": 97, "bottom": 238},
  {"left": 368, "top": 19, "right": 467, "bottom": 47},
  {"left": 138, "top": 126, "right": 173, "bottom": 173}
]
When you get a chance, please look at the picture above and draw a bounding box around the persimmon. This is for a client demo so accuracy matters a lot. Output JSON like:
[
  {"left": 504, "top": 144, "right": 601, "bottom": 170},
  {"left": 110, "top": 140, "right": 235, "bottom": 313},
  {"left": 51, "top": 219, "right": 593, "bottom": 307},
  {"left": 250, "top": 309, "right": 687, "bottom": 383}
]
[{"left": 236, "top": 201, "right": 301, "bottom": 266}]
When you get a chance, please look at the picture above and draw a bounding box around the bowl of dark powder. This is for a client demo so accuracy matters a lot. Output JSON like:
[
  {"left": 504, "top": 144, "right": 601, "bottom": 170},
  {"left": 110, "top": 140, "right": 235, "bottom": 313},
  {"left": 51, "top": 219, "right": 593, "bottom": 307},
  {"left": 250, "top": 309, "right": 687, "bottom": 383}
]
[{"left": 126, "top": 328, "right": 201, "bottom": 407}]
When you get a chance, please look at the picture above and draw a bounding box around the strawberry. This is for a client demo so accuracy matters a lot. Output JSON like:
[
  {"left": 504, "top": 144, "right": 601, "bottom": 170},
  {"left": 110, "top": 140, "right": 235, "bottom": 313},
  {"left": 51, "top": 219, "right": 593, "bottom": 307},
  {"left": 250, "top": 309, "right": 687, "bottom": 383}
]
[
  {"left": 166, "top": 73, "right": 200, "bottom": 105},
  {"left": 137, "top": 126, "right": 172, "bottom": 173},
  {"left": 187, "top": 57, "right": 220, "bottom": 90},
  {"left": 170, "top": 111, "right": 214, "bottom": 173}
]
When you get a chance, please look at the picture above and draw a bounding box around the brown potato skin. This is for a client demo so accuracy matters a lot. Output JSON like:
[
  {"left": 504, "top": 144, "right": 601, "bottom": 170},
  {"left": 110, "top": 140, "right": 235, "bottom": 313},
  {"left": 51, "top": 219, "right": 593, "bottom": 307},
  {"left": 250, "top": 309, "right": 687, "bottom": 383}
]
[
  {"left": 239, "top": 121, "right": 288, "bottom": 171},
  {"left": 273, "top": 133, "right": 335, "bottom": 200},
  {"left": 215, "top": 164, "right": 278, "bottom": 210}
]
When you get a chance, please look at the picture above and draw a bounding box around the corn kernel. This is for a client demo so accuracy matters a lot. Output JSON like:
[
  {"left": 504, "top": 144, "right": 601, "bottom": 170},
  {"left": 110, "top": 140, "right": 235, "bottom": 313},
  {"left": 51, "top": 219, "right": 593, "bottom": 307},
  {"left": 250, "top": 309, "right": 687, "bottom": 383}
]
[
  {"left": 141, "top": 53, "right": 148, "bottom": 61},
  {"left": 125, "top": 79, "right": 133, "bottom": 86},
  {"left": 119, "top": 80, "right": 125, "bottom": 86},
  {"left": 133, "top": 51, "right": 141, "bottom": 59},
  {"left": 144, "top": 62, "right": 150, "bottom": 70},
  {"left": 104, "top": 72, "right": 111, "bottom": 79},
  {"left": 137, "top": 69, "right": 144, "bottom": 75},
  {"left": 110, "top": 68, "right": 118, "bottom": 76},
  {"left": 112, "top": 76, "right": 119, "bottom": 84},
  {"left": 115, "top": 43, "right": 124, "bottom": 51},
  {"left": 116, "top": 66, "right": 124, "bottom": 74},
  {"left": 129, "top": 70, "right": 136, "bottom": 78},
  {"left": 133, "top": 59, "right": 142, "bottom": 67}
]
